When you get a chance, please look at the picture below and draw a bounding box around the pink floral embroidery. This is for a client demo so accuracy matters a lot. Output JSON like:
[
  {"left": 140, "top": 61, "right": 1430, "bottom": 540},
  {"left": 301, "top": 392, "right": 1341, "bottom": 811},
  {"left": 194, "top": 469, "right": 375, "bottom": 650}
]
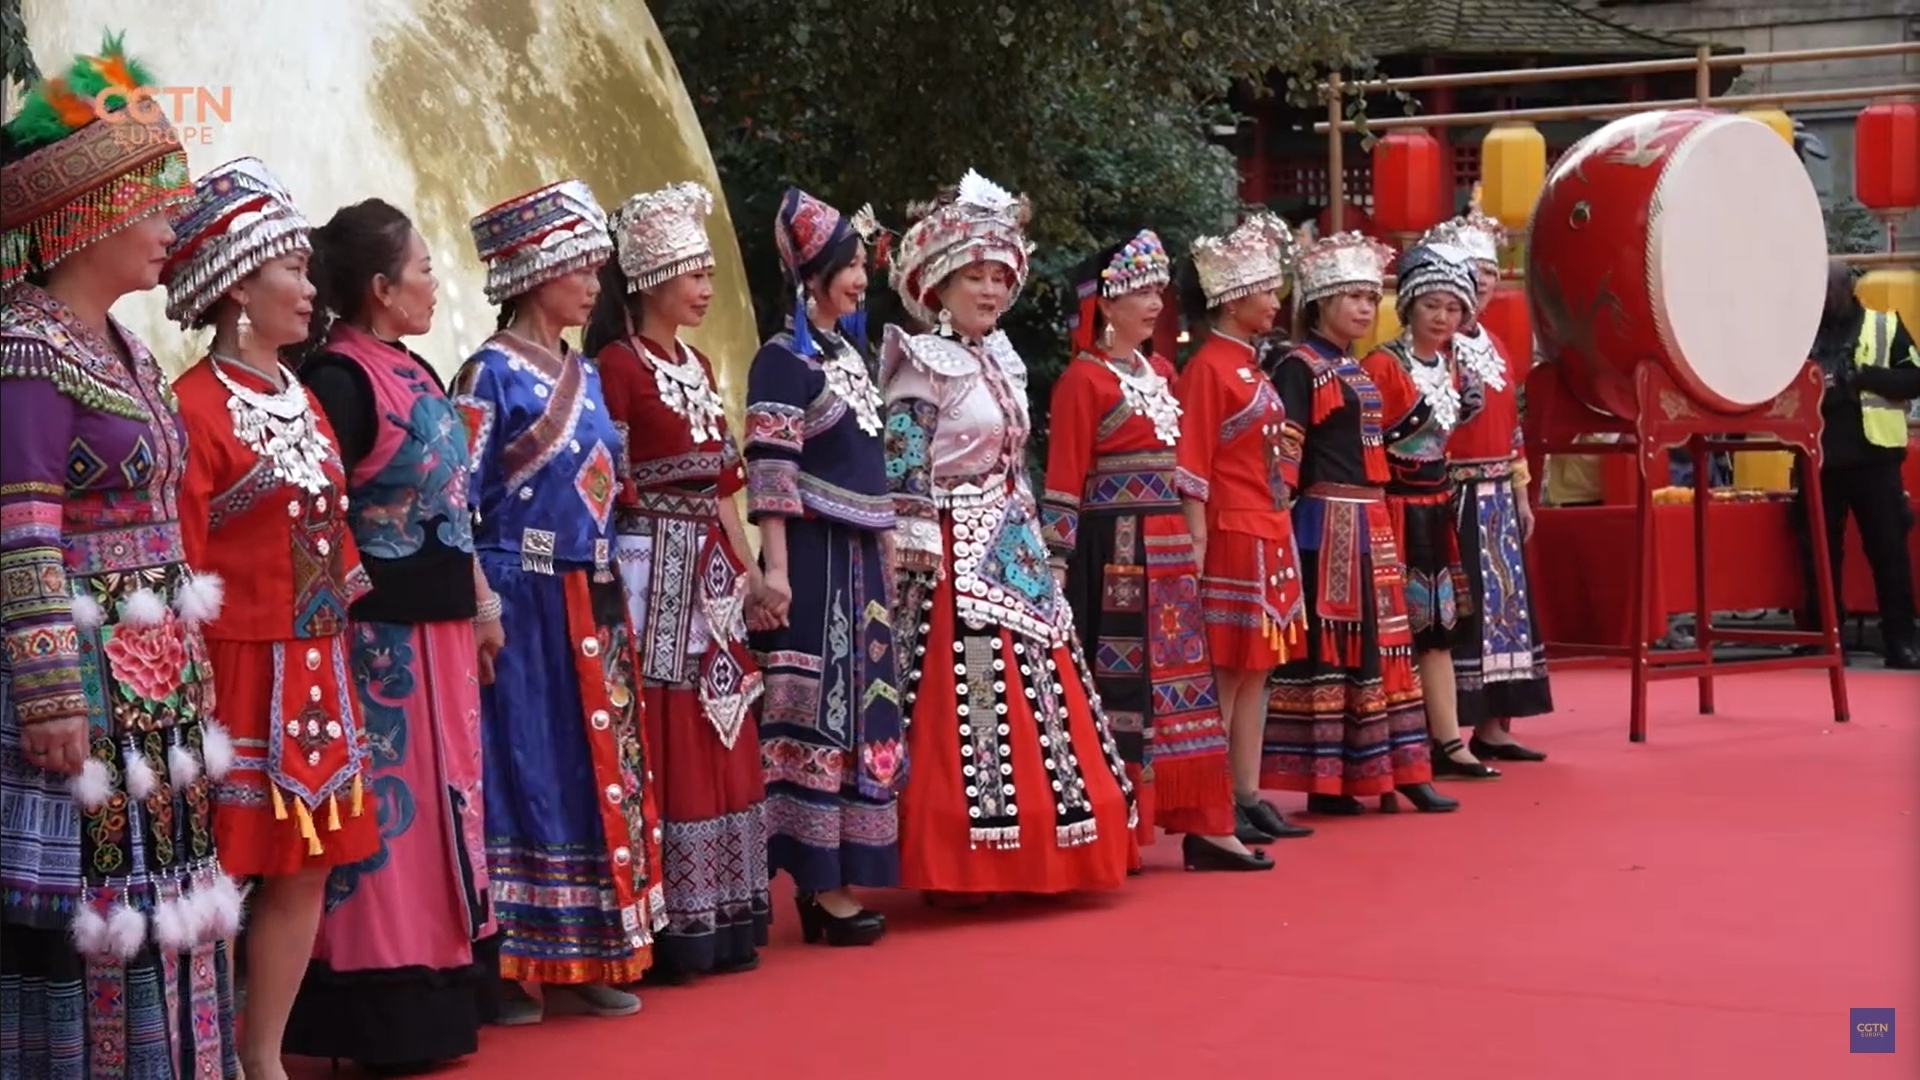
[
  {"left": 861, "top": 738, "right": 902, "bottom": 789},
  {"left": 104, "top": 610, "right": 188, "bottom": 702}
]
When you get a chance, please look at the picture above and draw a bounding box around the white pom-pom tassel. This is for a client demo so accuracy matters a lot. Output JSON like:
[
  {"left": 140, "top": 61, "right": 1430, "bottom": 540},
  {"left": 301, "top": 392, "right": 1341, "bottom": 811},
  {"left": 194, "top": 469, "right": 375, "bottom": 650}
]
[
  {"left": 151, "top": 896, "right": 193, "bottom": 952},
  {"left": 71, "top": 593, "right": 105, "bottom": 631},
  {"left": 207, "top": 875, "right": 245, "bottom": 938},
  {"left": 106, "top": 902, "right": 148, "bottom": 960},
  {"left": 123, "top": 747, "right": 158, "bottom": 800},
  {"left": 167, "top": 743, "right": 201, "bottom": 788},
  {"left": 200, "top": 721, "right": 235, "bottom": 781},
  {"left": 180, "top": 881, "right": 215, "bottom": 941},
  {"left": 120, "top": 587, "right": 167, "bottom": 626},
  {"left": 69, "top": 758, "right": 114, "bottom": 810},
  {"left": 70, "top": 903, "right": 109, "bottom": 956},
  {"left": 174, "top": 573, "right": 225, "bottom": 626}
]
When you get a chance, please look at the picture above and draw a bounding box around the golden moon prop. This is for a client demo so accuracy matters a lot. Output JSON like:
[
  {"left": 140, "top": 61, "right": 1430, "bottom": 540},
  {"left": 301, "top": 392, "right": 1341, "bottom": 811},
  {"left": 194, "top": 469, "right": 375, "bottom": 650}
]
[{"left": 21, "top": 0, "right": 760, "bottom": 415}]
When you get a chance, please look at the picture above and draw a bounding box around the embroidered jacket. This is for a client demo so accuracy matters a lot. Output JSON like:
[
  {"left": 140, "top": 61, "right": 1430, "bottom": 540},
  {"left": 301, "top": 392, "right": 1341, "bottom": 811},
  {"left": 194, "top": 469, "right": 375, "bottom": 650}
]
[
  {"left": 742, "top": 329, "right": 893, "bottom": 533},
  {"left": 452, "top": 331, "right": 623, "bottom": 577},
  {"left": 176, "top": 358, "right": 372, "bottom": 640},
  {"left": 1039, "top": 349, "right": 1204, "bottom": 558},
  {"left": 1361, "top": 339, "right": 1486, "bottom": 497},
  {"left": 880, "top": 325, "right": 1066, "bottom": 645},
  {"left": 1446, "top": 324, "right": 1525, "bottom": 467},
  {"left": 1174, "top": 332, "right": 1296, "bottom": 531}
]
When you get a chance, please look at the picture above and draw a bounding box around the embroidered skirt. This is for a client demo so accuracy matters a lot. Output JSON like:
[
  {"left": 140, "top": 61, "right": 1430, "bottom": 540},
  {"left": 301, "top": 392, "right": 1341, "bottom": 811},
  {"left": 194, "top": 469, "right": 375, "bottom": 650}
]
[
  {"left": 896, "top": 515, "right": 1134, "bottom": 895},
  {"left": 618, "top": 533, "right": 770, "bottom": 974},
  {"left": 477, "top": 555, "right": 662, "bottom": 986},
  {"left": 1384, "top": 485, "right": 1469, "bottom": 652},
  {"left": 1199, "top": 512, "right": 1307, "bottom": 670},
  {"left": 1450, "top": 470, "right": 1554, "bottom": 725},
  {"left": 1062, "top": 507, "right": 1232, "bottom": 841},
  {"left": 748, "top": 517, "right": 901, "bottom": 893},
  {"left": 205, "top": 635, "right": 380, "bottom": 878},
  {"left": 2, "top": 652, "right": 238, "bottom": 1079},
  {"left": 284, "top": 617, "right": 492, "bottom": 1068},
  {"left": 1261, "top": 488, "right": 1432, "bottom": 796}
]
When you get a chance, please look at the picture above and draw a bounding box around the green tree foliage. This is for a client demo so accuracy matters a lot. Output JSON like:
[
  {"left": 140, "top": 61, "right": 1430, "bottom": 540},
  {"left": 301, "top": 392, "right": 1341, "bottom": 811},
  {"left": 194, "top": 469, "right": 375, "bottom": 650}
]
[
  {"left": 1, "top": 0, "right": 40, "bottom": 107},
  {"left": 653, "top": 0, "right": 1370, "bottom": 457},
  {"left": 1824, "top": 198, "right": 1885, "bottom": 256}
]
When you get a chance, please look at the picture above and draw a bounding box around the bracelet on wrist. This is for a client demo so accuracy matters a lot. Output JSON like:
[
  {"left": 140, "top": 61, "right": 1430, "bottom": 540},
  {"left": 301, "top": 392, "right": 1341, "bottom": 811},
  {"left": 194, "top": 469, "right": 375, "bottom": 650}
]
[{"left": 474, "top": 595, "right": 503, "bottom": 623}]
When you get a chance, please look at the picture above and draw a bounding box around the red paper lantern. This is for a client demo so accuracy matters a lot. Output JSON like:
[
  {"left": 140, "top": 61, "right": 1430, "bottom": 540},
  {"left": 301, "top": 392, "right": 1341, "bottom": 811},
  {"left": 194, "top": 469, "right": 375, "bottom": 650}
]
[
  {"left": 1481, "top": 283, "right": 1532, "bottom": 373},
  {"left": 1855, "top": 99, "right": 1920, "bottom": 212},
  {"left": 1370, "top": 129, "right": 1447, "bottom": 236}
]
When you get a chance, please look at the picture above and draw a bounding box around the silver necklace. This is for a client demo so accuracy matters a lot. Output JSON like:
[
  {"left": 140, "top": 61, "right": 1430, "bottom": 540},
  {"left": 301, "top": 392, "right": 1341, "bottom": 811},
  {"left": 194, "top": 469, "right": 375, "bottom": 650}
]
[
  {"left": 816, "top": 329, "right": 883, "bottom": 436},
  {"left": 643, "top": 337, "right": 726, "bottom": 445},
  {"left": 1403, "top": 342, "right": 1462, "bottom": 431},
  {"left": 211, "top": 353, "right": 331, "bottom": 495},
  {"left": 1101, "top": 350, "right": 1182, "bottom": 446}
]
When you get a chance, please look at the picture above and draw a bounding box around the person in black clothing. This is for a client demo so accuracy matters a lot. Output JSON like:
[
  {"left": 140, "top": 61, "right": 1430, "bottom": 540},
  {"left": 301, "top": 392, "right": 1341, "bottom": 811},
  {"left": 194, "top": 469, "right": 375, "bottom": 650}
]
[{"left": 1801, "top": 260, "right": 1920, "bottom": 669}]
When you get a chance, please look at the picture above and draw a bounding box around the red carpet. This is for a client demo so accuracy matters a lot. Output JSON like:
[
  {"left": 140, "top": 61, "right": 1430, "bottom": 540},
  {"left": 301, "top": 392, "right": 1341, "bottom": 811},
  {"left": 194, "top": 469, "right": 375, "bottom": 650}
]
[{"left": 292, "top": 668, "right": 1918, "bottom": 1078}]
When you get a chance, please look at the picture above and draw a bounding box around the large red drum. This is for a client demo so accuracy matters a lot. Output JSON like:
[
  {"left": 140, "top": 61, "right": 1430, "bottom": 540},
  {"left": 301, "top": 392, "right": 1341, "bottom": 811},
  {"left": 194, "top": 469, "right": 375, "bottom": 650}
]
[{"left": 1527, "top": 109, "right": 1828, "bottom": 419}]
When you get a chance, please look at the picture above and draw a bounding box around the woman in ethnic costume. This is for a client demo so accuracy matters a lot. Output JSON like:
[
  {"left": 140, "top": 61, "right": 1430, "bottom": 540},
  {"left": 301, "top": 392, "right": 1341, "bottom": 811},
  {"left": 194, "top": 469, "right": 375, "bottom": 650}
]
[
  {"left": 0, "top": 34, "right": 243, "bottom": 1079},
  {"left": 1357, "top": 244, "right": 1503, "bottom": 781},
  {"left": 745, "top": 187, "right": 900, "bottom": 947},
  {"left": 288, "top": 198, "right": 495, "bottom": 1071},
  {"left": 1422, "top": 209, "right": 1553, "bottom": 760},
  {"left": 1044, "top": 230, "right": 1263, "bottom": 874},
  {"left": 586, "top": 181, "right": 769, "bottom": 981},
  {"left": 1258, "top": 232, "right": 1457, "bottom": 816},
  {"left": 883, "top": 170, "right": 1135, "bottom": 898},
  {"left": 453, "top": 181, "right": 662, "bottom": 1019},
  {"left": 1176, "top": 215, "right": 1316, "bottom": 846},
  {"left": 165, "top": 158, "right": 385, "bottom": 1079}
]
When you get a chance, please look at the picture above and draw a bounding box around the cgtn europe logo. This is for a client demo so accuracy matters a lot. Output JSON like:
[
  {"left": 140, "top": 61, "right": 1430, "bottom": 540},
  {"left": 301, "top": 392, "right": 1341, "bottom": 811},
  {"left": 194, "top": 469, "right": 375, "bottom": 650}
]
[{"left": 92, "top": 85, "right": 232, "bottom": 147}]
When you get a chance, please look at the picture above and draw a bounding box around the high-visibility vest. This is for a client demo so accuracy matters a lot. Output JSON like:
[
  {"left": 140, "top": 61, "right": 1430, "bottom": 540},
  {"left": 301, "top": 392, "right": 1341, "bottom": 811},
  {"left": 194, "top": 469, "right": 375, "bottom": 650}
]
[{"left": 1854, "top": 310, "right": 1912, "bottom": 449}]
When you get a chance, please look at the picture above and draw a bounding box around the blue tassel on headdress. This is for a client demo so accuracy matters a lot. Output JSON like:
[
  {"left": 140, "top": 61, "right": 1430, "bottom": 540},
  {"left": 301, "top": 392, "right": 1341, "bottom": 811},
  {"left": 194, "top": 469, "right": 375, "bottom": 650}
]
[
  {"left": 791, "top": 285, "right": 816, "bottom": 357},
  {"left": 838, "top": 302, "right": 868, "bottom": 352}
]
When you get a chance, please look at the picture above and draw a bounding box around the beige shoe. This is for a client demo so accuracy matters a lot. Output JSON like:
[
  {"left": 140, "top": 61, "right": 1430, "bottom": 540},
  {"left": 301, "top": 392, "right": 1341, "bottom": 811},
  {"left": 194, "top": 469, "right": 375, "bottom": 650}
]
[{"left": 546, "top": 983, "right": 641, "bottom": 1018}]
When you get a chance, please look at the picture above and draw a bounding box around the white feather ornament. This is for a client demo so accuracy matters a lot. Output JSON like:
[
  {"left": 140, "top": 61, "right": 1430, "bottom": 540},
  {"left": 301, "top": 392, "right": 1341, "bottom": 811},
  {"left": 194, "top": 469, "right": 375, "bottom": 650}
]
[
  {"left": 71, "top": 593, "right": 105, "bottom": 631},
  {"left": 69, "top": 903, "right": 109, "bottom": 956},
  {"left": 70, "top": 757, "right": 114, "bottom": 810},
  {"left": 200, "top": 720, "right": 236, "bottom": 780},
  {"left": 123, "top": 747, "right": 159, "bottom": 799},
  {"left": 120, "top": 587, "right": 167, "bottom": 626},
  {"left": 174, "top": 573, "right": 225, "bottom": 626},
  {"left": 106, "top": 902, "right": 148, "bottom": 959},
  {"left": 167, "top": 743, "right": 201, "bottom": 788},
  {"left": 151, "top": 896, "right": 194, "bottom": 952}
]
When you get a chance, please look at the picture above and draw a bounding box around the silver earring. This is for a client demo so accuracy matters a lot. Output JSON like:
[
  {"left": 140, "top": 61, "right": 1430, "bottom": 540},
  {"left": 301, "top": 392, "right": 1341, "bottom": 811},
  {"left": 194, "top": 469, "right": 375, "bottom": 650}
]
[
  {"left": 805, "top": 294, "right": 818, "bottom": 317},
  {"left": 1099, "top": 322, "right": 1114, "bottom": 349},
  {"left": 936, "top": 308, "right": 953, "bottom": 337},
  {"left": 237, "top": 307, "right": 254, "bottom": 349}
]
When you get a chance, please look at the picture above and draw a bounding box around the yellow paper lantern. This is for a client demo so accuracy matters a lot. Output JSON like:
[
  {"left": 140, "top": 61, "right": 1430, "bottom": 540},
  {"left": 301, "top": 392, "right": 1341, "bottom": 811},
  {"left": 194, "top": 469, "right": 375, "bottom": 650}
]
[
  {"left": 1857, "top": 268, "right": 1920, "bottom": 339},
  {"left": 1479, "top": 122, "right": 1547, "bottom": 232},
  {"left": 1740, "top": 108, "right": 1796, "bottom": 147},
  {"left": 1355, "top": 291, "right": 1403, "bottom": 357}
]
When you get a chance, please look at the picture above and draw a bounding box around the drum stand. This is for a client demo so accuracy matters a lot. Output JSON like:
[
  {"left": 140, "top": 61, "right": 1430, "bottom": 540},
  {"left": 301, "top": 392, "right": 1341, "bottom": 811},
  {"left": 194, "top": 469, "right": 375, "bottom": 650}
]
[{"left": 1522, "top": 360, "right": 1849, "bottom": 742}]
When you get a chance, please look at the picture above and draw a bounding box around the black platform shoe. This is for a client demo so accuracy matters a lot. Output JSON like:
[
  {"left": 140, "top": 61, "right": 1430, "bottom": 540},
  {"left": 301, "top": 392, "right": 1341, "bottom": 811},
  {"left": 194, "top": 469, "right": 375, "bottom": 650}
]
[
  {"left": 1384, "top": 783, "right": 1459, "bottom": 813},
  {"left": 1305, "top": 793, "right": 1365, "bottom": 816},
  {"left": 1182, "top": 834, "right": 1274, "bottom": 872},
  {"left": 1233, "top": 803, "right": 1279, "bottom": 844},
  {"left": 1431, "top": 738, "right": 1501, "bottom": 779},
  {"left": 795, "top": 894, "right": 885, "bottom": 947},
  {"left": 1244, "top": 798, "right": 1315, "bottom": 838},
  {"left": 1469, "top": 735, "right": 1547, "bottom": 763}
]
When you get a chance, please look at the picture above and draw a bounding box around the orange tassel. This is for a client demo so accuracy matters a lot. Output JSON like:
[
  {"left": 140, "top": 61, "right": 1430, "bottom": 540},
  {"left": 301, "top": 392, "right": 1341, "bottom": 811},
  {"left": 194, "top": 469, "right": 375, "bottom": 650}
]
[
  {"left": 350, "top": 772, "right": 364, "bottom": 817},
  {"left": 293, "top": 797, "right": 321, "bottom": 856},
  {"left": 270, "top": 783, "right": 288, "bottom": 821},
  {"left": 326, "top": 793, "right": 341, "bottom": 833}
]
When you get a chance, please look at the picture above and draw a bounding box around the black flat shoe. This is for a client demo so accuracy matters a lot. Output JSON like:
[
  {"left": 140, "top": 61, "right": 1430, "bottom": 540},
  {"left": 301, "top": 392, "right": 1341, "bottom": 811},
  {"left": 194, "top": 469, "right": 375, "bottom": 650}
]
[
  {"left": 1181, "top": 834, "right": 1274, "bottom": 872},
  {"left": 1431, "top": 738, "right": 1501, "bottom": 779},
  {"left": 1233, "top": 803, "right": 1278, "bottom": 844},
  {"left": 1386, "top": 782, "right": 1459, "bottom": 813},
  {"left": 1305, "top": 793, "right": 1364, "bottom": 816},
  {"left": 1469, "top": 735, "right": 1547, "bottom": 763},
  {"left": 795, "top": 894, "right": 885, "bottom": 947},
  {"left": 639, "top": 962, "right": 693, "bottom": 987},
  {"left": 1244, "top": 798, "right": 1315, "bottom": 838}
]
